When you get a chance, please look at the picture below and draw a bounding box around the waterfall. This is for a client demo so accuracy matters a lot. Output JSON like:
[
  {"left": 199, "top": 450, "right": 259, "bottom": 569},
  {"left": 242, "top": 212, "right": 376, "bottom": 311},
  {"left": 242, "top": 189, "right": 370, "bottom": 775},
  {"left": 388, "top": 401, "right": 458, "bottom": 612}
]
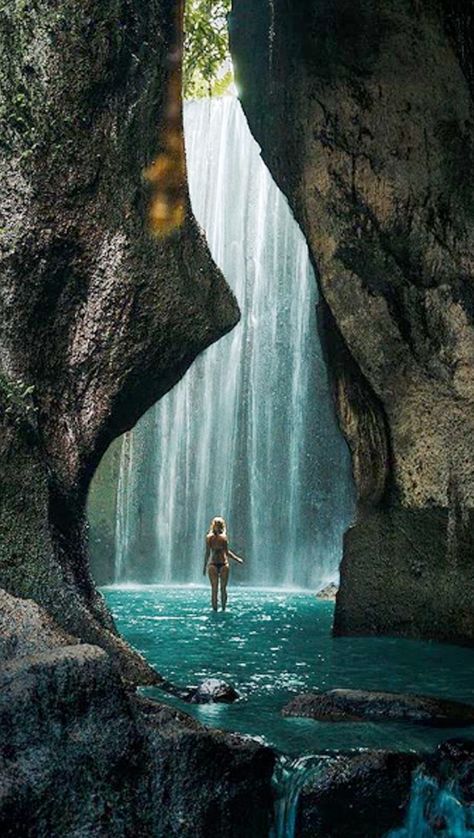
[
  {"left": 386, "top": 772, "right": 474, "bottom": 838},
  {"left": 271, "top": 755, "right": 325, "bottom": 838},
  {"left": 271, "top": 762, "right": 474, "bottom": 838},
  {"left": 112, "top": 96, "right": 354, "bottom": 588}
]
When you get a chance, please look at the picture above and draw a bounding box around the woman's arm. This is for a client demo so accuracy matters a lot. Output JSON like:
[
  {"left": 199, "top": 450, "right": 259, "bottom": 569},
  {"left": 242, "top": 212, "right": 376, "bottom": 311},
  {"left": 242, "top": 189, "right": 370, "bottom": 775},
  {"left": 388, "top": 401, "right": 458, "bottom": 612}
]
[
  {"left": 203, "top": 539, "right": 211, "bottom": 575},
  {"left": 228, "top": 548, "right": 244, "bottom": 565}
]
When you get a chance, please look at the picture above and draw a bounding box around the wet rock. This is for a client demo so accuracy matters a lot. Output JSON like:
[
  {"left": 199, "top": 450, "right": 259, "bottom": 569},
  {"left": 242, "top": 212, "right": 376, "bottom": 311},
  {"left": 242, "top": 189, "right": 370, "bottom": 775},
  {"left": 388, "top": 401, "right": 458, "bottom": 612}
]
[
  {"left": 294, "top": 750, "right": 422, "bottom": 838},
  {"left": 0, "top": 0, "right": 238, "bottom": 683},
  {"left": 282, "top": 689, "right": 474, "bottom": 726},
  {"left": 230, "top": 1, "right": 474, "bottom": 645},
  {"left": 315, "top": 583, "right": 338, "bottom": 601},
  {"left": 426, "top": 739, "right": 474, "bottom": 802},
  {"left": 190, "top": 678, "right": 239, "bottom": 704},
  {"left": 0, "top": 589, "right": 274, "bottom": 837},
  {"left": 291, "top": 741, "right": 474, "bottom": 837},
  {"left": 378, "top": 741, "right": 474, "bottom": 836}
]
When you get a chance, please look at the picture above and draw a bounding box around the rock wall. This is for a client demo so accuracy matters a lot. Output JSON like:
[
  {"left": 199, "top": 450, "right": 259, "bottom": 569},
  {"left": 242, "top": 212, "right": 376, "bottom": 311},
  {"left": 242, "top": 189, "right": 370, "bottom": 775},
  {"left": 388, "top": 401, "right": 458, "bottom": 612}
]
[
  {"left": 0, "top": 0, "right": 239, "bottom": 681},
  {"left": 230, "top": 0, "right": 474, "bottom": 643}
]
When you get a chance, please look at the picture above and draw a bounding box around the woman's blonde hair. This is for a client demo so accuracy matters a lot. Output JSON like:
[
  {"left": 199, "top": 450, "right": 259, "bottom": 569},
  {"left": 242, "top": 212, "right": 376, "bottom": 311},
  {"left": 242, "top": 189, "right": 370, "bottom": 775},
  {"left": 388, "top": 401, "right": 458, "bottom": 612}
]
[{"left": 208, "top": 516, "right": 227, "bottom": 537}]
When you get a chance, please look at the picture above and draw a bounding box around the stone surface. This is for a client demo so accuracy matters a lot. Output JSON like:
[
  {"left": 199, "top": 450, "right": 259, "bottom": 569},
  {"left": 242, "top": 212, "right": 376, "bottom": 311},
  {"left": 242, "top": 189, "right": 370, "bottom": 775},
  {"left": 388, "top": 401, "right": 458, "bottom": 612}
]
[
  {"left": 280, "top": 741, "right": 474, "bottom": 837},
  {"left": 0, "top": 589, "right": 275, "bottom": 837},
  {"left": 294, "top": 750, "right": 421, "bottom": 838},
  {"left": 230, "top": 1, "right": 474, "bottom": 643},
  {"left": 0, "top": 0, "right": 239, "bottom": 680},
  {"left": 315, "top": 582, "right": 338, "bottom": 601},
  {"left": 0, "top": 587, "right": 74, "bottom": 661},
  {"left": 190, "top": 678, "right": 239, "bottom": 704},
  {"left": 427, "top": 738, "right": 474, "bottom": 802},
  {"left": 282, "top": 689, "right": 474, "bottom": 726}
]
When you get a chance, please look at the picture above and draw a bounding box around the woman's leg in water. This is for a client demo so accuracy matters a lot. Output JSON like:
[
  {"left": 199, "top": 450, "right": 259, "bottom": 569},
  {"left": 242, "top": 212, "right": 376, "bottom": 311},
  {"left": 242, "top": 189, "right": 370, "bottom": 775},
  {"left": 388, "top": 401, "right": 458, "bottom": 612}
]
[
  {"left": 220, "top": 565, "right": 229, "bottom": 611},
  {"left": 208, "top": 565, "right": 219, "bottom": 611}
]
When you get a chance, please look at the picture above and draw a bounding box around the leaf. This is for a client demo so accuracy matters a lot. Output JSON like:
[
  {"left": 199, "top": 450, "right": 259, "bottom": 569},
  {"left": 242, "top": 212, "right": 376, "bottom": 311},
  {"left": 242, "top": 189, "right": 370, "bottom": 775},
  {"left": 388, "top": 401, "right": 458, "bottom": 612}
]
[{"left": 183, "top": 0, "right": 233, "bottom": 100}]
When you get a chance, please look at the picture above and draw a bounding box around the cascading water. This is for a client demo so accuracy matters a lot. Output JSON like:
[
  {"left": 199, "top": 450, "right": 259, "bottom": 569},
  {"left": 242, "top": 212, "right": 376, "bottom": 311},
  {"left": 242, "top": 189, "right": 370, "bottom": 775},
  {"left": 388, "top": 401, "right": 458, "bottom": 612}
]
[
  {"left": 271, "top": 755, "right": 326, "bottom": 838},
  {"left": 386, "top": 772, "right": 474, "bottom": 838},
  {"left": 271, "top": 762, "right": 474, "bottom": 838},
  {"left": 113, "top": 96, "right": 354, "bottom": 588}
]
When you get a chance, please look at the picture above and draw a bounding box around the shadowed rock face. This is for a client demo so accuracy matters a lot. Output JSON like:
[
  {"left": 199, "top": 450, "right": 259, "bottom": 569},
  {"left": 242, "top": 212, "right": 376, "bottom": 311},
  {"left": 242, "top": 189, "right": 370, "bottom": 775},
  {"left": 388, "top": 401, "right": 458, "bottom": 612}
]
[
  {"left": 0, "top": 589, "right": 275, "bottom": 837},
  {"left": 288, "top": 739, "right": 474, "bottom": 837},
  {"left": 0, "top": 1, "right": 239, "bottom": 681},
  {"left": 295, "top": 751, "right": 421, "bottom": 838},
  {"left": 230, "top": 0, "right": 474, "bottom": 643}
]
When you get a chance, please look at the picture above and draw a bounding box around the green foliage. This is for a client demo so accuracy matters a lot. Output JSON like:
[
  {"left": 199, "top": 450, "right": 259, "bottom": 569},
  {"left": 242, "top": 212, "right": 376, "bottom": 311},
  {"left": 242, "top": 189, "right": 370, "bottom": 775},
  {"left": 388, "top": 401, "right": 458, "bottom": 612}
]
[
  {"left": 0, "top": 374, "right": 36, "bottom": 428},
  {"left": 183, "top": 0, "right": 233, "bottom": 99}
]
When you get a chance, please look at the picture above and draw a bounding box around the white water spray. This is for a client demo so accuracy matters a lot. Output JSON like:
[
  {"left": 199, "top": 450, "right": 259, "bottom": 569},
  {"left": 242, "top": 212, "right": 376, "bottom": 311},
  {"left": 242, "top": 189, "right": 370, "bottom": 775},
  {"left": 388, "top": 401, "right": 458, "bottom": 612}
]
[{"left": 113, "top": 97, "right": 354, "bottom": 588}]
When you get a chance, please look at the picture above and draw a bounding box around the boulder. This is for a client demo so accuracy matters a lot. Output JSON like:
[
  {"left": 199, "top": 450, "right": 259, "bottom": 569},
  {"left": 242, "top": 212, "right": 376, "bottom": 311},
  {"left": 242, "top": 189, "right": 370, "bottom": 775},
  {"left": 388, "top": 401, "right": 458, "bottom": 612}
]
[
  {"left": 0, "top": 588, "right": 74, "bottom": 661},
  {"left": 292, "top": 750, "right": 421, "bottom": 838},
  {"left": 190, "top": 678, "right": 239, "bottom": 704},
  {"left": 282, "top": 689, "right": 474, "bottom": 726},
  {"left": 315, "top": 583, "right": 338, "bottom": 601},
  {"left": 0, "top": 589, "right": 274, "bottom": 837}
]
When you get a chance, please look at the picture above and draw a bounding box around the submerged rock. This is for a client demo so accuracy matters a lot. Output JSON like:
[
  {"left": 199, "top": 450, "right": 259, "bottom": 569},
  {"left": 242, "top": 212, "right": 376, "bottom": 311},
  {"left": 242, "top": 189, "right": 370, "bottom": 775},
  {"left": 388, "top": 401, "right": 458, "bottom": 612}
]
[
  {"left": 282, "top": 689, "right": 474, "bottom": 726},
  {"left": 190, "top": 678, "right": 239, "bottom": 704},
  {"left": 315, "top": 583, "right": 338, "bottom": 601}
]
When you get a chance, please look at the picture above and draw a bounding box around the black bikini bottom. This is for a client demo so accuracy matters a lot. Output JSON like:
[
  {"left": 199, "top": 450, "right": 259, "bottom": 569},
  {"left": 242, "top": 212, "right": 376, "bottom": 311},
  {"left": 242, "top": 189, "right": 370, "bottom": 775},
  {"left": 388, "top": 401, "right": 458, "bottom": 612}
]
[{"left": 211, "top": 562, "right": 227, "bottom": 575}]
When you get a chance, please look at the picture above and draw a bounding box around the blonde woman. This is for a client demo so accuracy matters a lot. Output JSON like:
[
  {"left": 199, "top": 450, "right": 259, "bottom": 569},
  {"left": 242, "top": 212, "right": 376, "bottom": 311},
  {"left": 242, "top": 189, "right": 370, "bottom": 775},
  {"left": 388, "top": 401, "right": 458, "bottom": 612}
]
[{"left": 203, "top": 516, "right": 244, "bottom": 611}]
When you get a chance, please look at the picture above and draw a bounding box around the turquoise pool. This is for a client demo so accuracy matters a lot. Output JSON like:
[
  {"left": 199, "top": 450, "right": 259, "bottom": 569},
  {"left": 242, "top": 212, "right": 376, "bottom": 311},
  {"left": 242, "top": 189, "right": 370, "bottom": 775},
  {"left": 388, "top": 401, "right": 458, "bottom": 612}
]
[{"left": 104, "top": 586, "right": 474, "bottom": 756}]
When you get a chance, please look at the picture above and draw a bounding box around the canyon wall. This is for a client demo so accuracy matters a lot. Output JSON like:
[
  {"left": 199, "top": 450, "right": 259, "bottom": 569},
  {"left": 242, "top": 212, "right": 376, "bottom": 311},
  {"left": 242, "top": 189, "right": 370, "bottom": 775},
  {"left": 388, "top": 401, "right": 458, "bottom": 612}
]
[
  {"left": 0, "top": 0, "right": 239, "bottom": 681},
  {"left": 230, "top": 0, "right": 474, "bottom": 643}
]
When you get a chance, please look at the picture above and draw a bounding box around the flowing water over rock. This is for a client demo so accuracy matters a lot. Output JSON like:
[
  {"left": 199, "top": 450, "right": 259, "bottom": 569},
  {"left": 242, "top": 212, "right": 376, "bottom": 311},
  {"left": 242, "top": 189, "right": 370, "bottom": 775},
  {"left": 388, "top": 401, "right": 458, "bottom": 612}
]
[
  {"left": 113, "top": 97, "right": 354, "bottom": 588},
  {"left": 386, "top": 772, "right": 474, "bottom": 838},
  {"left": 271, "top": 755, "right": 325, "bottom": 838}
]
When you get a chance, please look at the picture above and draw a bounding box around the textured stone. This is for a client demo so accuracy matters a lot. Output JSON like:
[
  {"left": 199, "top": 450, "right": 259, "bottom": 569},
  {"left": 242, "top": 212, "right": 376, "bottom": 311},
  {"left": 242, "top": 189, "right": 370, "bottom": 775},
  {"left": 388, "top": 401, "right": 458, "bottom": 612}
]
[
  {"left": 0, "top": 590, "right": 275, "bottom": 837},
  {"left": 294, "top": 750, "right": 421, "bottom": 838},
  {"left": 230, "top": 0, "right": 474, "bottom": 643},
  {"left": 190, "top": 678, "right": 239, "bottom": 704},
  {"left": 282, "top": 689, "right": 474, "bottom": 726},
  {"left": 0, "top": 1, "right": 239, "bottom": 680},
  {"left": 315, "top": 583, "right": 338, "bottom": 601},
  {"left": 0, "top": 587, "right": 74, "bottom": 661}
]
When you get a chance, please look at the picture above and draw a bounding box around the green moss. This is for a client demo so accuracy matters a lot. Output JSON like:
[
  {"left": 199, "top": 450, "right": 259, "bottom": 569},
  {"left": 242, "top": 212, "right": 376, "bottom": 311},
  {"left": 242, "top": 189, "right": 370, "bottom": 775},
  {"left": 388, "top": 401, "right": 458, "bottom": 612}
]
[{"left": 0, "top": 373, "right": 36, "bottom": 428}]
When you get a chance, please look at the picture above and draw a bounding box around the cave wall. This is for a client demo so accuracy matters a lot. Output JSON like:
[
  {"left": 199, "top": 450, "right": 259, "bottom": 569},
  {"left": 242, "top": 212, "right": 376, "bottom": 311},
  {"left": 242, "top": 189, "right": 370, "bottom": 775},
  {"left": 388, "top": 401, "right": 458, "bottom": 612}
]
[
  {"left": 230, "top": 0, "right": 474, "bottom": 643},
  {"left": 0, "top": 0, "right": 239, "bottom": 682}
]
